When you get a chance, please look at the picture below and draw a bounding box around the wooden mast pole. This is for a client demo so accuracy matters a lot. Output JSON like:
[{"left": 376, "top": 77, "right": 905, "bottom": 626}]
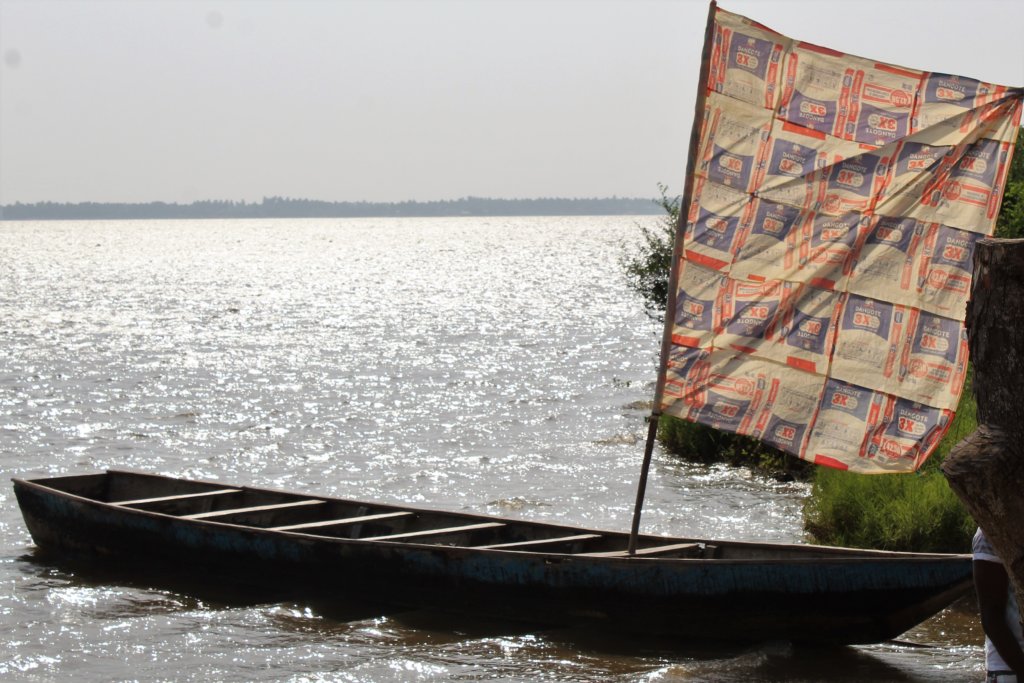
[{"left": 628, "top": 0, "right": 718, "bottom": 555}]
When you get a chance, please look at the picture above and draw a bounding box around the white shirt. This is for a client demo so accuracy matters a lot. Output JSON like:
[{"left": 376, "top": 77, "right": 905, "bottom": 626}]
[{"left": 974, "top": 527, "right": 1024, "bottom": 672}]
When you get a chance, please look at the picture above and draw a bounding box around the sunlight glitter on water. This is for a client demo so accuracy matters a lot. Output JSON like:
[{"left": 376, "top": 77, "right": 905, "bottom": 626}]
[{"left": 0, "top": 217, "right": 984, "bottom": 681}]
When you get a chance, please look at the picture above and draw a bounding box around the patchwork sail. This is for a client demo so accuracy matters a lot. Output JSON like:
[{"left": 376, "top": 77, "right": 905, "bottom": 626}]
[{"left": 659, "top": 6, "right": 1023, "bottom": 473}]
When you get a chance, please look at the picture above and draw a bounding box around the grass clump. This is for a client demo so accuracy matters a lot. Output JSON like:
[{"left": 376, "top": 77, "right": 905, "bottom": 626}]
[{"left": 803, "top": 466, "right": 973, "bottom": 553}]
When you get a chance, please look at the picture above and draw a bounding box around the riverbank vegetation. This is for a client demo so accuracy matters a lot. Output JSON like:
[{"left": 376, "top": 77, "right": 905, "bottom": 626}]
[{"left": 622, "top": 130, "right": 1022, "bottom": 552}]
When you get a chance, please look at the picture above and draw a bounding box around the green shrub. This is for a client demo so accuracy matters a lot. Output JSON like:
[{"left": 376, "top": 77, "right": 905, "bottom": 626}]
[
  {"left": 995, "top": 131, "right": 1024, "bottom": 239},
  {"left": 620, "top": 183, "right": 679, "bottom": 323},
  {"left": 803, "top": 466, "right": 973, "bottom": 553}
]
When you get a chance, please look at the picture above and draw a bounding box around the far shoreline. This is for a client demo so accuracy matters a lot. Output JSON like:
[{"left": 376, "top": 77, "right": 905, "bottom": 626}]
[{"left": 0, "top": 196, "right": 665, "bottom": 221}]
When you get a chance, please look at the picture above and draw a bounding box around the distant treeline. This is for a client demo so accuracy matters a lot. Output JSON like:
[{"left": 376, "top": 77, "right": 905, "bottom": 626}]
[{"left": 0, "top": 196, "right": 662, "bottom": 221}]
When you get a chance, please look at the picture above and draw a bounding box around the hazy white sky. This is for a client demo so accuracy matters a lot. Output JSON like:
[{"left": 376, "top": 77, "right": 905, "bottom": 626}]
[{"left": 1, "top": 0, "right": 1022, "bottom": 204}]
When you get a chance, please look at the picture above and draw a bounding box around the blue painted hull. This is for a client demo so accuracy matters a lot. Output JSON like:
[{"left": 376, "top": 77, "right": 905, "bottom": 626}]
[{"left": 12, "top": 470, "right": 973, "bottom": 644}]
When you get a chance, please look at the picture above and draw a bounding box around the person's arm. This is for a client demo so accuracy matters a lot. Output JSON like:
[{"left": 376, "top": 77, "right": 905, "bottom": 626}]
[{"left": 975, "top": 559, "right": 1024, "bottom": 674}]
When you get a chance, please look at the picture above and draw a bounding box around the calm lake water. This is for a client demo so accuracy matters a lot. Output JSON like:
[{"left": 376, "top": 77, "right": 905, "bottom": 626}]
[{"left": 1, "top": 217, "right": 983, "bottom": 681}]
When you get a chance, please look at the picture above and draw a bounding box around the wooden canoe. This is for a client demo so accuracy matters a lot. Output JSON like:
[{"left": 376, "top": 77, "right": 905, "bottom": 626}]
[{"left": 12, "top": 469, "right": 972, "bottom": 645}]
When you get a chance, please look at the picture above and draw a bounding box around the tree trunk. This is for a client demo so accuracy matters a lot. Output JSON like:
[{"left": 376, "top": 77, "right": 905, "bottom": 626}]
[{"left": 942, "top": 238, "right": 1024, "bottom": 613}]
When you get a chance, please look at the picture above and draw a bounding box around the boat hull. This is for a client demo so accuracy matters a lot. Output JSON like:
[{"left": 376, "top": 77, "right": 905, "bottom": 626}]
[{"left": 13, "top": 471, "right": 972, "bottom": 645}]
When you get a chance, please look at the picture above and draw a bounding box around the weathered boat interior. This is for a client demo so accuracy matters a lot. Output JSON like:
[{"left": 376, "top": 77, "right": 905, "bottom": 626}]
[{"left": 25, "top": 470, "right": 959, "bottom": 563}]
